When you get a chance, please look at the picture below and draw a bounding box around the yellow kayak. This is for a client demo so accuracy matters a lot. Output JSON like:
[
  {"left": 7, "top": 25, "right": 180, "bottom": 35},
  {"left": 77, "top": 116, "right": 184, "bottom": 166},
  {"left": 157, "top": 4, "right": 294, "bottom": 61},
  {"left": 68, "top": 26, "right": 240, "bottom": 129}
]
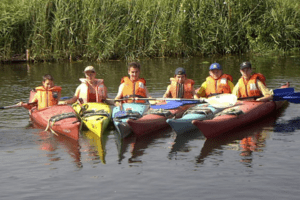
[
  {"left": 73, "top": 102, "right": 112, "bottom": 137},
  {"left": 83, "top": 130, "right": 107, "bottom": 164}
]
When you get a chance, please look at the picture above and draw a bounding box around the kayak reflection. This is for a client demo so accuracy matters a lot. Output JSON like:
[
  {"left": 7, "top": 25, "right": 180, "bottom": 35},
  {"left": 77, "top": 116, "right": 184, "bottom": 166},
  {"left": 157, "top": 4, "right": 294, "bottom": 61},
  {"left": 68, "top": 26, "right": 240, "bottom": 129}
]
[
  {"left": 34, "top": 130, "right": 82, "bottom": 168},
  {"left": 196, "top": 115, "right": 279, "bottom": 167},
  {"left": 127, "top": 128, "right": 172, "bottom": 164},
  {"left": 82, "top": 129, "right": 109, "bottom": 164},
  {"left": 167, "top": 129, "right": 205, "bottom": 160}
]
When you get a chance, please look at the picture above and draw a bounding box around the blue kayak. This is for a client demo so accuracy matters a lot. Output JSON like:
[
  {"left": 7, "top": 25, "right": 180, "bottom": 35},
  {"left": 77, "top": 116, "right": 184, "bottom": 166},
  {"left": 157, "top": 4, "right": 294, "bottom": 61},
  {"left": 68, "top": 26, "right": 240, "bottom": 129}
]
[
  {"left": 166, "top": 103, "right": 224, "bottom": 135},
  {"left": 112, "top": 103, "right": 149, "bottom": 138}
]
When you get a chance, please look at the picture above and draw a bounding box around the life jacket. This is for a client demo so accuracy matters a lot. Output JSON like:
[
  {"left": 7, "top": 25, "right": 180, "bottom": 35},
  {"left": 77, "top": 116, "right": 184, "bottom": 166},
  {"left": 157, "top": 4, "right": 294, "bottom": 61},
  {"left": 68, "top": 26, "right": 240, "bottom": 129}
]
[
  {"left": 77, "top": 78, "right": 106, "bottom": 103},
  {"left": 205, "top": 74, "right": 233, "bottom": 97},
  {"left": 169, "top": 78, "right": 194, "bottom": 98},
  {"left": 35, "top": 86, "right": 62, "bottom": 110},
  {"left": 121, "top": 77, "right": 147, "bottom": 103},
  {"left": 237, "top": 73, "right": 266, "bottom": 98}
]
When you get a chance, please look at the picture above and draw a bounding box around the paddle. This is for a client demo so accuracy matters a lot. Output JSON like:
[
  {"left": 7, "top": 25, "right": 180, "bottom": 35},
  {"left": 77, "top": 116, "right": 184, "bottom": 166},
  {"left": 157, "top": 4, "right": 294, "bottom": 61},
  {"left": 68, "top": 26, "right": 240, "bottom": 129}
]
[
  {"left": 280, "top": 92, "right": 300, "bottom": 104},
  {"left": 0, "top": 102, "right": 37, "bottom": 109},
  {"left": 273, "top": 87, "right": 294, "bottom": 97},
  {"left": 119, "top": 94, "right": 238, "bottom": 109},
  {"left": 237, "top": 87, "right": 299, "bottom": 103}
]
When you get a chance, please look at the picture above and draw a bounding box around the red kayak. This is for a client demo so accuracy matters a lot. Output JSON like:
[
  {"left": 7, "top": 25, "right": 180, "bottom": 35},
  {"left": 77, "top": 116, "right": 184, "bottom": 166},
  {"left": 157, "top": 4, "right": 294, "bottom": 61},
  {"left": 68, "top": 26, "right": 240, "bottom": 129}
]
[
  {"left": 192, "top": 100, "right": 286, "bottom": 138},
  {"left": 28, "top": 91, "right": 80, "bottom": 140},
  {"left": 127, "top": 104, "right": 195, "bottom": 137}
]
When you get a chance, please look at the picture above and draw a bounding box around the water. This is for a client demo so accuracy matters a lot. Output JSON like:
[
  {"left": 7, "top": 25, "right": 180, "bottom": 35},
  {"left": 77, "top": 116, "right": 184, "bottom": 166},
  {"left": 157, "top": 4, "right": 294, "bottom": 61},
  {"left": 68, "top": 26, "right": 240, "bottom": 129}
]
[{"left": 1, "top": 55, "right": 300, "bottom": 200}]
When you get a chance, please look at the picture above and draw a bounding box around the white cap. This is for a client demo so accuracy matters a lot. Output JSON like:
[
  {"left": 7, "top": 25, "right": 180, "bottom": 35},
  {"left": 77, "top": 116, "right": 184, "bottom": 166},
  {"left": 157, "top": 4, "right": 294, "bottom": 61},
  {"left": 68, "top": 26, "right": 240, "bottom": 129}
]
[{"left": 84, "top": 66, "right": 96, "bottom": 73}]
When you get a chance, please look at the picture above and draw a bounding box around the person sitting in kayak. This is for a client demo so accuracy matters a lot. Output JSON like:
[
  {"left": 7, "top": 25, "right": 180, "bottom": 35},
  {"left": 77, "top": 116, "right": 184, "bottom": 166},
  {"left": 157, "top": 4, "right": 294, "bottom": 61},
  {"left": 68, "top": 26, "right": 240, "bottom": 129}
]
[
  {"left": 163, "top": 67, "right": 195, "bottom": 98},
  {"left": 62, "top": 66, "right": 107, "bottom": 104},
  {"left": 114, "top": 62, "right": 150, "bottom": 103},
  {"left": 232, "top": 61, "right": 272, "bottom": 102},
  {"left": 194, "top": 63, "right": 234, "bottom": 98},
  {"left": 18, "top": 74, "right": 61, "bottom": 110}
]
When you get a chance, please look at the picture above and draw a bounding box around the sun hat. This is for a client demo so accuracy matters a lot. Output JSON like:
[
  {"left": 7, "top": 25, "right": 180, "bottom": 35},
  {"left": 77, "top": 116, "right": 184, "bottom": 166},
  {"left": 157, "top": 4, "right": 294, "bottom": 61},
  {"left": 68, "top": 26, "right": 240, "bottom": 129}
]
[
  {"left": 84, "top": 66, "right": 96, "bottom": 73},
  {"left": 175, "top": 67, "right": 186, "bottom": 75},
  {"left": 209, "top": 63, "right": 222, "bottom": 70},
  {"left": 240, "top": 61, "right": 252, "bottom": 70}
]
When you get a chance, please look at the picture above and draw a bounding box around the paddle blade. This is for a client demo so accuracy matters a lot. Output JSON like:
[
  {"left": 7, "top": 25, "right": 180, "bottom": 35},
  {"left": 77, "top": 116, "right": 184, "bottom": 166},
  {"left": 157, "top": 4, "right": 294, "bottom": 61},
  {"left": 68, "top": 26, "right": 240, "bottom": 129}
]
[
  {"left": 206, "top": 94, "right": 237, "bottom": 108},
  {"left": 150, "top": 101, "right": 184, "bottom": 110},
  {"left": 281, "top": 92, "right": 300, "bottom": 104},
  {"left": 273, "top": 87, "right": 294, "bottom": 97}
]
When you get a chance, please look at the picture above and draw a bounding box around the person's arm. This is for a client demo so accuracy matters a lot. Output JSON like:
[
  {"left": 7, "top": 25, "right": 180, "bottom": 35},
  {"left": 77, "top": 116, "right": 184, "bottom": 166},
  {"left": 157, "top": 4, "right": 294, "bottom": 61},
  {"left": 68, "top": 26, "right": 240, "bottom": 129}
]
[
  {"left": 62, "top": 86, "right": 80, "bottom": 104},
  {"left": 256, "top": 80, "right": 273, "bottom": 102},
  {"left": 228, "top": 81, "right": 235, "bottom": 93},
  {"left": 17, "top": 93, "right": 38, "bottom": 109},
  {"left": 194, "top": 82, "right": 207, "bottom": 99},
  {"left": 163, "top": 85, "right": 171, "bottom": 98},
  {"left": 103, "top": 85, "right": 108, "bottom": 100},
  {"left": 115, "top": 83, "right": 124, "bottom": 100},
  {"left": 231, "top": 82, "right": 240, "bottom": 97},
  {"left": 144, "top": 86, "right": 150, "bottom": 98},
  {"left": 57, "top": 91, "right": 61, "bottom": 102}
]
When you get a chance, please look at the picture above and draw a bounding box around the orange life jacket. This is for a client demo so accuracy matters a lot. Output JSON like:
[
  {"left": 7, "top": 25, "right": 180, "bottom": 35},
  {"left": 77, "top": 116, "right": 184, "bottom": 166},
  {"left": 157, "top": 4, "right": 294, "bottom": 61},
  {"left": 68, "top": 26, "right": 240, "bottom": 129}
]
[
  {"left": 77, "top": 78, "right": 106, "bottom": 103},
  {"left": 35, "top": 86, "right": 62, "bottom": 110},
  {"left": 169, "top": 78, "right": 194, "bottom": 98},
  {"left": 205, "top": 74, "right": 233, "bottom": 97},
  {"left": 121, "top": 77, "right": 147, "bottom": 103},
  {"left": 237, "top": 73, "right": 266, "bottom": 98}
]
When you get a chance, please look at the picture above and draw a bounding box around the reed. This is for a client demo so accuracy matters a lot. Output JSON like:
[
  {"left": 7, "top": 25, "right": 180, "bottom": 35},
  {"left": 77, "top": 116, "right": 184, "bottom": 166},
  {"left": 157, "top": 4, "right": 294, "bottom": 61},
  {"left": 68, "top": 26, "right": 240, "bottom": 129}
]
[{"left": 1, "top": 0, "right": 300, "bottom": 62}]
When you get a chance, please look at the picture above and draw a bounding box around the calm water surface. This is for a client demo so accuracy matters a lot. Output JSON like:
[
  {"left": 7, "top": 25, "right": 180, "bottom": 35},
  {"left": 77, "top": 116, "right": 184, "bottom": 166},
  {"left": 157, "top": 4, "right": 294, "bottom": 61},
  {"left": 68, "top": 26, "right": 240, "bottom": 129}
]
[{"left": 1, "top": 55, "right": 300, "bottom": 200}]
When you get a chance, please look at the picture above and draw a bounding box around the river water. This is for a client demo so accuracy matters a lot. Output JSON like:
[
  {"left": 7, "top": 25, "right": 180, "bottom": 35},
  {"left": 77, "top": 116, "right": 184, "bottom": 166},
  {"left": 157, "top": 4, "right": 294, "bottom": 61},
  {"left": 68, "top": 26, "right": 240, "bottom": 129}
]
[{"left": 1, "top": 55, "right": 300, "bottom": 200}]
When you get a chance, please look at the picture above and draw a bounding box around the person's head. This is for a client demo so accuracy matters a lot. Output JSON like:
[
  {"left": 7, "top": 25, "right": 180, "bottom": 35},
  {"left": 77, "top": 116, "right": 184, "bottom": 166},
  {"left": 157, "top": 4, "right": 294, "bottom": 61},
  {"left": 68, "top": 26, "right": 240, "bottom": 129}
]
[
  {"left": 209, "top": 63, "right": 223, "bottom": 79},
  {"left": 128, "top": 62, "right": 141, "bottom": 81},
  {"left": 240, "top": 61, "right": 252, "bottom": 80},
  {"left": 42, "top": 74, "right": 54, "bottom": 89},
  {"left": 84, "top": 66, "right": 96, "bottom": 82},
  {"left": 174, "top": 67, "right": 186, "bottom": 84}
]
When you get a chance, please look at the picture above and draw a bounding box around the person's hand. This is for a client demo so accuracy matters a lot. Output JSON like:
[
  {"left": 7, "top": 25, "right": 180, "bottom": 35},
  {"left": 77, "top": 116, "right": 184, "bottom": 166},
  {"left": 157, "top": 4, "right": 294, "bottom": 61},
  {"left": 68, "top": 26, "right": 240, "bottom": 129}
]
[
  {"left": 17, "top": 102, "right": 24, "bottom": 106},
  {"left": 58, "top": 101, "right": 67, "bottom": 105}
]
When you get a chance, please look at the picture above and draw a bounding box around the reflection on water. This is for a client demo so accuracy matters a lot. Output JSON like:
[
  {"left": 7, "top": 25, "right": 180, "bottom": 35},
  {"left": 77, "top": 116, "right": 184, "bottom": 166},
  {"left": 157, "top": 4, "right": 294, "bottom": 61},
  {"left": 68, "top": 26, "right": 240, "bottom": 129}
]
[
  {"left": 168, "top": 129, "right": 205, "bottom": 160},
  {"left": 274, "top": 117, "right": 300, "bottom": 133},
  {"left": 82, "top": 130, "right": 109, "bottom": 164},
  {"left": 33, "top": 130, "right": 82, "bottom": 168},
  {"left": 125, "top": 128, "right": 172, "bottom": 164},
  {"left": 196, "top": 113, "right": 283, "bottom": 167}
]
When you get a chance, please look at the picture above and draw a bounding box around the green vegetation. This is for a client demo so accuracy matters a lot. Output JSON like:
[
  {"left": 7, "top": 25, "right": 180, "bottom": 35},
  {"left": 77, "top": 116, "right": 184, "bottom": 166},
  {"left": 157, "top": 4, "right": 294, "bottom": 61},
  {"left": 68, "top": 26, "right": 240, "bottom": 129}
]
[{"left": 1, "top": 0, "right": 300, "bottom": 62}]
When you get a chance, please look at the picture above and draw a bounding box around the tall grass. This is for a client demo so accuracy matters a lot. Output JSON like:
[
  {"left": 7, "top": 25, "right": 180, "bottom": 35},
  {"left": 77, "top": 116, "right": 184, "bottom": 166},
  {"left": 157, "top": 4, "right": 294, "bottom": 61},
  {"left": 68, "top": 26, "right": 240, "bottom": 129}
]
[{"left": 1, "top": 0, "right": 300, "bottom": 62}]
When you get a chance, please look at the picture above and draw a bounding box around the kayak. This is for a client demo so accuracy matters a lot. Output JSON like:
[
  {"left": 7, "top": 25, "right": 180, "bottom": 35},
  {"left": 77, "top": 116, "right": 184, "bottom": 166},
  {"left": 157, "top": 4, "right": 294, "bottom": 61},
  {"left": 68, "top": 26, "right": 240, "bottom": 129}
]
[
  {"left": 73, "top": 102, "right": 112, "bottom": 137},
  {"left": 166, "top": 103, "right": 225, "bottom": 135},
  {"left": 30, "top": 105, "right": 80, "bottom": 141},
  {"left": 28, "top": 90, "right": 80, "bottom": 140},
  {"left": 192, "top": 100, "right": 286, "bottom": 138},
  {"left": 127, "top": 103, "right": 196, "bottom": 137},
  {"left": 112, "top": 103, "right": 150, "bottom": 138}
]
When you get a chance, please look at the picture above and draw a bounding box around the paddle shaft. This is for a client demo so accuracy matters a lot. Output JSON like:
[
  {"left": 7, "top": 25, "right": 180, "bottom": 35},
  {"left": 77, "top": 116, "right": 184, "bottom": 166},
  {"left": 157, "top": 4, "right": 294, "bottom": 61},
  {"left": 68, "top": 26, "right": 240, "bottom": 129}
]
[
  {"left": 0, "top": 104, "right": 21, "bottom": 109},
  {"left": 0, "top": 102, "right": 36, "bottom": 110},
  {"left": 110, "top": 97, "right": 205, "bottom": 102}
]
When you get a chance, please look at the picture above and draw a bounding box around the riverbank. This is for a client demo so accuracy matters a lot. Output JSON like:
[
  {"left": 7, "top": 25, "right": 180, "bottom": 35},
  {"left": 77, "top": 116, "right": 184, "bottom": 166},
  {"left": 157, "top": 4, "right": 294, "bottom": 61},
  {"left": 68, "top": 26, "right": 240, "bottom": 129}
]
[{"left": 1, "top": 0, "right": 300, "bottom": 62}]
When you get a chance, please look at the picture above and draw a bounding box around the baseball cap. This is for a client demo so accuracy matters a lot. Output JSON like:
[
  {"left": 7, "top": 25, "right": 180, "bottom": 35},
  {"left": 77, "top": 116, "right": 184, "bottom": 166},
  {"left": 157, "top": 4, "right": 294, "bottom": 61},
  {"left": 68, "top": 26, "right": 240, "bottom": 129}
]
[
  {"left": 240, "top": 61, "right": 251, "bottom": 70},
  {"left": 175, "top": 67, "right": 186, "bottom": 75},
  {"left": 209, "top": 63, "right": 222, "bottom": 70},
  {"left": 84, "top": 66, "right": 96, "bottom": 73}
]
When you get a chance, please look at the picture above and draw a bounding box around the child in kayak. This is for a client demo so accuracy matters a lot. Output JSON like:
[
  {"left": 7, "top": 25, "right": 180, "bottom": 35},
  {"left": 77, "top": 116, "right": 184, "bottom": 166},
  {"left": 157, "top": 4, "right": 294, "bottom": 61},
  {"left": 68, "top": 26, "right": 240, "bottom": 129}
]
[
  {"left": 232, "top": 61, "right": 272, "bottom": 101},
  {"left": 62, "top": 66, "right": 107, "bottom": 104},
  {"left": 194, "top": 63, "right": 234, "bottom": 98},
  {"left": 114, "top": 62, "right": 150, "bottom": 103},
  {"left": 18, "top": 74, "right": 61, "bottom": 110},
  {"left": 163, "top": 67, "right": 195, "bottom": 98}
]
